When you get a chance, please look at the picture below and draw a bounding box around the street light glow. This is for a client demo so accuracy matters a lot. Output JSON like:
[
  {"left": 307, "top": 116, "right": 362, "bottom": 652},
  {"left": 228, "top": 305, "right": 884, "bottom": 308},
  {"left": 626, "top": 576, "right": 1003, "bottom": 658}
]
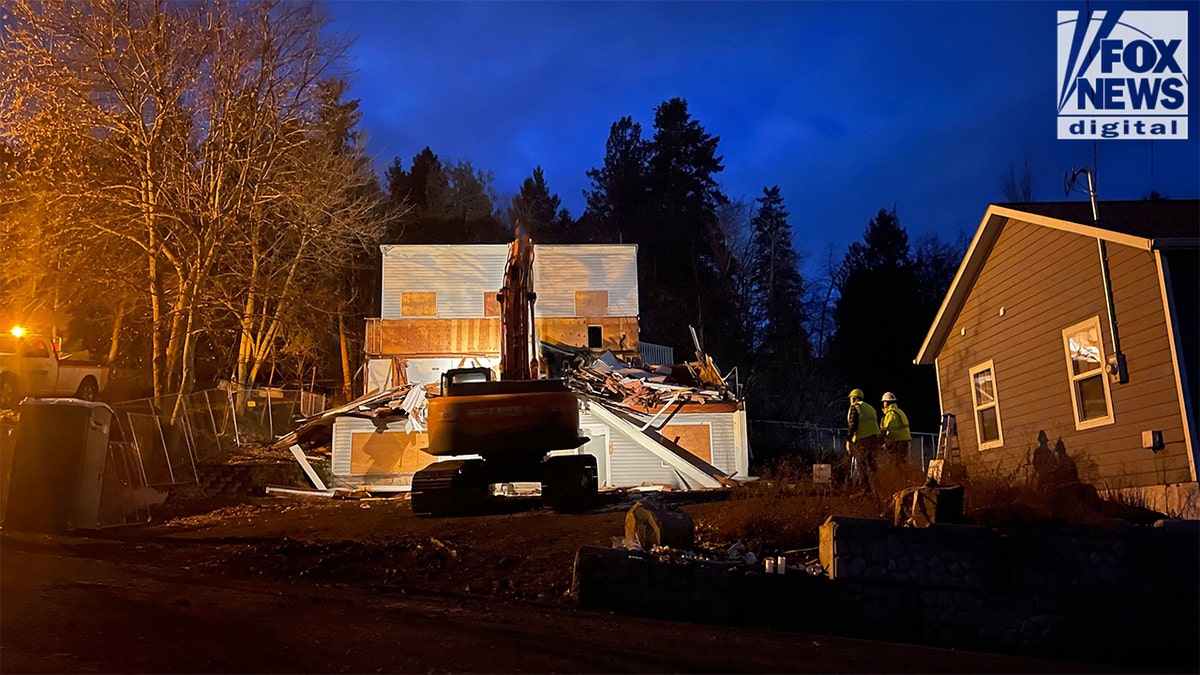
[{"left": 10, "top": 325, "right": 26, "bottom": 338}]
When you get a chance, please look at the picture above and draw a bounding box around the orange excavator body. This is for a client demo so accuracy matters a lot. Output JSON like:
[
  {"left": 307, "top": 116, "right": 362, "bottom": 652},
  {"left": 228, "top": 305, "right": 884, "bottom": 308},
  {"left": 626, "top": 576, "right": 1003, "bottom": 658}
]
[{"left": 412, "top": 225, "right": 594, "bottom": 515}]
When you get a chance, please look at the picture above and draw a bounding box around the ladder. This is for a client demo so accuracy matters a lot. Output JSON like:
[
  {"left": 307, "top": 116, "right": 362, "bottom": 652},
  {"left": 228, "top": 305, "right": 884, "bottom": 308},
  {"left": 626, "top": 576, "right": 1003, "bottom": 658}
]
[{"left": 927, "top": 414, "right": 966, "bottom": 482}]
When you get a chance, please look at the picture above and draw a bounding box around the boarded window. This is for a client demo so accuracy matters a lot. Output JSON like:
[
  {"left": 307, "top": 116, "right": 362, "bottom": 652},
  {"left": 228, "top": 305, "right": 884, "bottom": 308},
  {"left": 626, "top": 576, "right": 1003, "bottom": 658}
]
[
  {"left": 401, "top": 292, "right": 436, "bottom": 317},
  {"left": 1062, "top": 317, "right": 1114, "bottom": 430},
  {"left": 574, "top": 290, "right": 609, "bottom": 317},
  {"left": 968, "top": 360, "right": 1004, "bottom": 449},
  {"left": 350, "top": 432, "right": 434, "bottom": 475},
  {"left": 660, "top": 424, "right": 712, "bottom": 464},
  {"left": 483, "top": 292, "right": 500, "bottom": 317}
]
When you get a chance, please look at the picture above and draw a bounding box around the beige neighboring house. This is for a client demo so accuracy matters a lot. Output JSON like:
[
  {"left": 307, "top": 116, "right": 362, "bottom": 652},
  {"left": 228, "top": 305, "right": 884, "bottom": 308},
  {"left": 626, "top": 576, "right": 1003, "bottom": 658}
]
[{"left": 917, "top": 200, "right": 1199, "bottom": 517}]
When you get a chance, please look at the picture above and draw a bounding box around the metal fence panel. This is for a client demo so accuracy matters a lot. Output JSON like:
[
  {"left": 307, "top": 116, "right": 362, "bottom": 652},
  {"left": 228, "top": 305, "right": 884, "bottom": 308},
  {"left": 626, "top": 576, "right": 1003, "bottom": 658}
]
[
  {"left": 112, "top": 386, "right": 327, "bottom": 481},
  {"left": 111, "top": 395, "right": 198, "bottom": 487},
  {"left": 749, "top": 420, "right": 939, "bottom": 470}
]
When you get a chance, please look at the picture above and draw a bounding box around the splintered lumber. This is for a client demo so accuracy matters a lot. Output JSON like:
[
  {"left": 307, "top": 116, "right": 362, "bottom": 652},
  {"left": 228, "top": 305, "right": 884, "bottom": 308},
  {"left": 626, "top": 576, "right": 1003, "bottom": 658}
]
[{"left": 625, "top": 500, "right": 694, "bottom": 550}]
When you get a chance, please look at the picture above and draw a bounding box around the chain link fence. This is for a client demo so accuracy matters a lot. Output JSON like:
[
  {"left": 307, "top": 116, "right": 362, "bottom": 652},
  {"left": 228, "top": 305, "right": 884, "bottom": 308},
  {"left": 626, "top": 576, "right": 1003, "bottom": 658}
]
[
  {"left": 111, "top": 385, "right": 326, "bottom": 485},
  {"left": 749, "top": 420, "right": 939, "bottom": 471},
  {"left": 110, "top": 394, "right": 199, "bottom": 487}
]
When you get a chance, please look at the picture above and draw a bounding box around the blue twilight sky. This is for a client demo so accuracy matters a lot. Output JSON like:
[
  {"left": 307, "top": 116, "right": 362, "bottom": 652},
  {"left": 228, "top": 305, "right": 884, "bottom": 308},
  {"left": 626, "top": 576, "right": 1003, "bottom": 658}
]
[{"left": 325, "top": 0, "right": 1199, "bottom": 274}]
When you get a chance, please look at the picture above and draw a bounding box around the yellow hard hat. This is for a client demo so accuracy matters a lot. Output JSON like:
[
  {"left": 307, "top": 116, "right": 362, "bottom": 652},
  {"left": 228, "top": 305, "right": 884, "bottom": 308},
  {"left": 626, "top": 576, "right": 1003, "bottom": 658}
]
[{"left": 849, "top": 388, "right": 865, "bottom": 399}]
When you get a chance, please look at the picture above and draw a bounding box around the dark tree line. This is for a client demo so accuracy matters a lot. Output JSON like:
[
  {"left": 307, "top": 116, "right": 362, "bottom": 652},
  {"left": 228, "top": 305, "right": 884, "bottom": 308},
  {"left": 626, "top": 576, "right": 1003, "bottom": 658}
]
[
  {"left": 376, "top": 97, "right": 965, "bottom": 433},
  {"left": 4, "top": 0, "right": 963, "bottom": 432}
]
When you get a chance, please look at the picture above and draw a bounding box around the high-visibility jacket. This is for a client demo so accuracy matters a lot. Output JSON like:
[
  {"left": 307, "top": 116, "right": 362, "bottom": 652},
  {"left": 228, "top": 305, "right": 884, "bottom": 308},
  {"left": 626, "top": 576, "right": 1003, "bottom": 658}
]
[
  {"left": 848, "top": 401, "right": 880, "bottom": 442},
  {"left": 881, "top": 404, "right": 911, "bottom": 442}
]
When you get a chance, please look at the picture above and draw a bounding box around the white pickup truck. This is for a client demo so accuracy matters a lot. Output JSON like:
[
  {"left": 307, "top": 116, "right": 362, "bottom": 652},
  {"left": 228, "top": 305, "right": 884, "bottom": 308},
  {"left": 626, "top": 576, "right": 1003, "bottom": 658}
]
[{"left": 0, "top": 332, "right": 109, "bottom": 409}]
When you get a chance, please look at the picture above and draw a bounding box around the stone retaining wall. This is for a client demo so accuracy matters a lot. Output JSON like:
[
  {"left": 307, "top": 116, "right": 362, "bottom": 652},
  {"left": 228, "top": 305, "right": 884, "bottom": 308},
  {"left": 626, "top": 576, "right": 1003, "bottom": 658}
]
[
  {"left": 196, "top": 462, "right": 309, "bottom": 498},
  {"left": 573, "top": 516, "right": 1199, "bottom": 667}
]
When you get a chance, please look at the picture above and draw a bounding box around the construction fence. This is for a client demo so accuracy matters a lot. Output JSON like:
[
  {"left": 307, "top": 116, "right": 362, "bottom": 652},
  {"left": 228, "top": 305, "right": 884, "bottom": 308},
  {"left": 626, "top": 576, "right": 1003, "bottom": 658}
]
[
  {"left": 110, "top": 385, "right": 326, "bottom": 487},
  {"left": 748, "top": 420, "right": 939, "bottom": 472}
]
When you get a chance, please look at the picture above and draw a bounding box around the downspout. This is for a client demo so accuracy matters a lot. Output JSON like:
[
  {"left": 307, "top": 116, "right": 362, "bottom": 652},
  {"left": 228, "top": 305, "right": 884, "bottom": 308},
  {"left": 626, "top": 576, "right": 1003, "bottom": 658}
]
[{"left": 1073, "top": 168, "right": 1129, "bottom": 383}]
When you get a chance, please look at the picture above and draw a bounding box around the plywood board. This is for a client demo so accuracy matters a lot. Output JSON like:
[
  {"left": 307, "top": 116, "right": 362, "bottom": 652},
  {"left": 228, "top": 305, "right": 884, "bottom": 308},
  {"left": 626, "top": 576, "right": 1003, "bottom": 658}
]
[
  {"left": 350, "top": 431, "right": 434, "bottom": 475},
  {"left": 368, "top": 317, "right": 638, "bottom": 356},
  {"left": 538, "top": 317, "right": 639, "bottom": 352},
  {"left": 483, "top": 292, "right": 500, "bottom": 317},
  {"left": 660, "top": 424, "right": 712, "bottom": 464},
  {"left": 574, "top": 290, "right": 609, "bottom": 317},
  {"left": 373, "top": 319, "right": 501, "bottom": 356},
  {"left": 402, "top": 292, "right": 437, "bottom": 317}
]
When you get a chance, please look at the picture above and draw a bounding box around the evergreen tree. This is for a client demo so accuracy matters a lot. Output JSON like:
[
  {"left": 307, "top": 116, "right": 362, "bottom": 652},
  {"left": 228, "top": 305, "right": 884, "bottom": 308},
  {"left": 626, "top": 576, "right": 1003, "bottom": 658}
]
[
  {"left": 507, "top": 166, "right": 571, "bottom": 243},
  {"left": 584, "top": 116, "right": 649, "bottom": 243},
  {"left": 747, "top": 186, "right": 808, "bottom": 359},
  {"left": 826, "top": 208, "right": 942, "bottom": 430},
  {"left": 583, "top": 99, "right": 741, "bottom": 363},
  {"left": 739, "top": 186, "right": 833, "bottom": 425},
  {"left": 383, "top": 149, "right": 506, "bottom": 244},
  {"left": 642, "top": 98, "right": 732, "bottom": 360}
]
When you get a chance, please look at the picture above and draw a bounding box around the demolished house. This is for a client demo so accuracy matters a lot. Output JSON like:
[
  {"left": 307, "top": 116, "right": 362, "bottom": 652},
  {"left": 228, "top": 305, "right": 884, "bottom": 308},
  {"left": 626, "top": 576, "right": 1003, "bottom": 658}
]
[{"left": 277, "top": 243, "right": 749, "bottom": 492}]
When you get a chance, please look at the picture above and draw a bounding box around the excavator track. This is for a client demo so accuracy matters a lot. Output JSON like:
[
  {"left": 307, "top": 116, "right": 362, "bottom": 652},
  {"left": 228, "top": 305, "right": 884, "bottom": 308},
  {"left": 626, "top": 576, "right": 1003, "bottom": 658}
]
[
  {"left": 410, "top": 459, "right": 488, "bottom": 517},
  {"left": 541, "top": 454, "right": 598, "bottom": 512}
]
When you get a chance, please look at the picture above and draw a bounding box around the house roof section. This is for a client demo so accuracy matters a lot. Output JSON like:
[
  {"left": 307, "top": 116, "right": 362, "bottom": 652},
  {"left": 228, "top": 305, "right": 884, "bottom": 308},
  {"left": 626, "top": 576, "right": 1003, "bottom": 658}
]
[
  {"left": 915, "top": 200, "right": 1200, "bottom": 365},
  {"left": 997, "top": 200, "right": 1200, "bottom": 241}
]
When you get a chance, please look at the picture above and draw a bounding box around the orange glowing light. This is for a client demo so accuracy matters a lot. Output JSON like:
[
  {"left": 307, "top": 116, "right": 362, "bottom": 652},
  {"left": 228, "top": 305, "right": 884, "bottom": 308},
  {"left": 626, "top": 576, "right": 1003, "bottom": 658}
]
[{"left": 10, "top": 325, "right": 26, "bottom": 338}]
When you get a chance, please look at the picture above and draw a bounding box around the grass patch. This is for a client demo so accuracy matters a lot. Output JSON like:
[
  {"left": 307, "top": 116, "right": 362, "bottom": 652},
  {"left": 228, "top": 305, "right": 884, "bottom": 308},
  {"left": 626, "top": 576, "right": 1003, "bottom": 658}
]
[{"left": 686, "top": 454, "right": 1169, "bottom": 556}]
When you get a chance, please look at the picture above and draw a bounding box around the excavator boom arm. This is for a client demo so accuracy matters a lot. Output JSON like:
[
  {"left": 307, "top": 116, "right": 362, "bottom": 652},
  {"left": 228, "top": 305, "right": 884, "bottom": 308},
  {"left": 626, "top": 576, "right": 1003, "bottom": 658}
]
[{"left": 498, "top": 224, "right": 535, "bottom": 380}]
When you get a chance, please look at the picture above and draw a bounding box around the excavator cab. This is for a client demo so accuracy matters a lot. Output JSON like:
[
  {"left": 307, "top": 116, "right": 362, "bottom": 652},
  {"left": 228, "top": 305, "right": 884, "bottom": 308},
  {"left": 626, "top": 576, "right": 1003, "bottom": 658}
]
[{"left": 441, "top": 367, "right": 492, "bottom": 393}]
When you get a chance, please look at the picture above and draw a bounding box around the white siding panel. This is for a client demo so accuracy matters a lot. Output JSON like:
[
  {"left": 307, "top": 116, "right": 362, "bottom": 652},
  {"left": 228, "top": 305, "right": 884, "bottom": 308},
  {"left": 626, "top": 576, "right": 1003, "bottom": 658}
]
[
  {"left": 365, "top": 358, "right": 395, "bottom": 395},
  {"left": 332, "top": 416, "right": 382, "bottom": 476},
  {"left": 405, "top": 356, "right": 500, "bottom": 385},
  {"left": 381, "top": 244, "right": 638, "bottom": 319},
  {"left": 381, "top": 245, "right": 508, "bottom": 319},
  {"left": 579, "top": 408, "right": 746, "bottom": 488},
  {"left": 580, "top": 410, "right": 676, "bottom": 487},
  {"left": 533, "top": 245, "right": 639, "bottom": 317},
  {"left": 607, "top": 428, "right": 683, "bottom": 488}
]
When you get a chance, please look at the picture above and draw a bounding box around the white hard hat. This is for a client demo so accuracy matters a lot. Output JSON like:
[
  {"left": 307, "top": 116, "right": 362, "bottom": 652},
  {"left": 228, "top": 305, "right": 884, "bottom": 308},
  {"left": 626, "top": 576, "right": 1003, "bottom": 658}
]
[{"left": 881, "top": 392, "right": 897, "bottom": 402}]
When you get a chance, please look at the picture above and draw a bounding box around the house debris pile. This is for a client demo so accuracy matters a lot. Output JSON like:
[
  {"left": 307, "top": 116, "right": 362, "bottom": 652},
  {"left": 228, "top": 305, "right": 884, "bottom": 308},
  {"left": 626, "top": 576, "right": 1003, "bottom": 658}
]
[
  {"left": 272, "top": 344, "right": 745, "bottom": 497},
  {"left": 271, "top": 383, "right": 430, "bottom": 452},
  {"left": 565, "top": 352, "right": 735, "bottom": 412},
  {"left": 611, "top": 499, "right": 824, "bottom": 577}
]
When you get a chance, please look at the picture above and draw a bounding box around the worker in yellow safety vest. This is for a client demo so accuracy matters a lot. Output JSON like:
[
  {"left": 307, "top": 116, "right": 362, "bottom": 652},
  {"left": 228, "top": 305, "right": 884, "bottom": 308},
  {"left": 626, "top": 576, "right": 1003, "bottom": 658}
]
[
  {"left": 846, "top": 388, "right": 881, "bottom": 491},
  {"left": 879, "top": 391, "right": 911, "bottom": 469}
]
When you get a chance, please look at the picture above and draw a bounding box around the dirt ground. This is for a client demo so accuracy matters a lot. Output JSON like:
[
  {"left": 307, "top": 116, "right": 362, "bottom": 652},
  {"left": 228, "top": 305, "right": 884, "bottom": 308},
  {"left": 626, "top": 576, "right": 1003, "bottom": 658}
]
[{"left": 0, "top": 489, "right": 1165, "bottom": 674}]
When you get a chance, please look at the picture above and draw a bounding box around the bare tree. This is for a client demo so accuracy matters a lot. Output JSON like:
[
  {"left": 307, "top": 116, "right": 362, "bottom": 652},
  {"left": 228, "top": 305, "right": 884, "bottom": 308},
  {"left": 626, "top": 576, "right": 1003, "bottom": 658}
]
[
  {"left": 223, "top": 80, "right": 387, "bottom": 389},
  {"left": 2, "top": 0, "right": 353, "bottom": 399},
  {"left": 1001, "top": 157, "right": 1034, "bottom": 202}
]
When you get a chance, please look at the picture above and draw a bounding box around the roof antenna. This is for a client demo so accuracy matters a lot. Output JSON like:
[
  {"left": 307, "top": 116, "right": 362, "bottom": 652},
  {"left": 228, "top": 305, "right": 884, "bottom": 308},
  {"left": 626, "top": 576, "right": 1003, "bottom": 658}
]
[
  {"left": 1064, "top": 166, "right": 1128, "bottom": 384},
  {"left": 1064, "top": 166, "right": 1099, "bottom": 222}
]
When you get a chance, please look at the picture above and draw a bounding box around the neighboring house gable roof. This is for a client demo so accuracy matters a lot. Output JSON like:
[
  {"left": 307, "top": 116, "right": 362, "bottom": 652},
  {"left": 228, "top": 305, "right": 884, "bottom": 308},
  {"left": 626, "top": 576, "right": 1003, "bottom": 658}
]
[{"left": 916, "top": 200, "right": 1200, "bottom": 365}]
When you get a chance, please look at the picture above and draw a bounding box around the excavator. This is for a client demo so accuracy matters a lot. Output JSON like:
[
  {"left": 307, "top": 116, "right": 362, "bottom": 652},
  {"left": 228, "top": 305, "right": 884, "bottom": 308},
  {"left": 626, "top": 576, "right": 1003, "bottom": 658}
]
[{"left": 410, "top": 225, "right": 599, "bottom": 516}]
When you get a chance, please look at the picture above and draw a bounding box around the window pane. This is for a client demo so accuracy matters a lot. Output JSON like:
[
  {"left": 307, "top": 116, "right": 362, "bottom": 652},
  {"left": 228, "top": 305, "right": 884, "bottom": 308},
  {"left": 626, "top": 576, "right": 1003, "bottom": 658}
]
[
  {"left": 977, "top": 407, "right": 999, "bottom": 443},
  {"left": 973, "top": 369, "right": 995, "bottom": 405},
  {"left": 22, "top": 339, "right": 48, "bottom": 358},
  {"left": 1068, "top": 327, "right": 1103, "bottom": 376},
  {"left": 1076, "top": 374, "right": 1109, "bottom": 421}
]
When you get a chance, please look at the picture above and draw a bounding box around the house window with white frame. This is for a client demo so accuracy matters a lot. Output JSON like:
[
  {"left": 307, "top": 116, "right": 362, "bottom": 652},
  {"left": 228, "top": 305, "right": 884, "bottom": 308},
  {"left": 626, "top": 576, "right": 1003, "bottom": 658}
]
[
  {"left": 968, "top": 360, "right": 1003, "bottom": 449},
  {"left": 1062, "top": 317, "right": 1114, "bottom": 429}
]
